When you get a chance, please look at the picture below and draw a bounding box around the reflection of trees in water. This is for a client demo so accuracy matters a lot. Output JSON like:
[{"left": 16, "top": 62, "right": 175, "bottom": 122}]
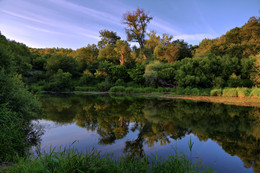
[{"left": 41, "top": 94, "right": 260, "bottom": 171}]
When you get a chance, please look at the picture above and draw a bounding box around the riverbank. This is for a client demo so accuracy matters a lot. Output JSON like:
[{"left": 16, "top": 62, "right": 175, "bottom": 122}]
[
  {"left": 163, "top": 95, "right": 260, "bottom": 108},
  {"left": 42, "top": 90, "right": 260, "bottom": 108}
]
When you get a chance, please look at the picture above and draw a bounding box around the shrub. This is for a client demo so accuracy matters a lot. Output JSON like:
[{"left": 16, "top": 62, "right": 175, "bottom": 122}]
[
  {"left": 125, "top": 87, "right": 134, "bottom": 94},
  {"left": 156, "top": 87, "right": 165, "bottom": 93},
  {"left": 249, "top": 87, "right": 260, "bottom": 98},
  {"left": 199, "top": 88, "right": 211, "bottom": 96},
  {"left": 0, "top": 105, "right": 25, "bottom": 162},
  {"left": 46, "top": 69, "right": 73, "bottom": 91},
  {"left": 115, "top": 79, "right": 125, "bottom": 86},
  {"left": 184, "top": 87, "right": 193, "bottom": 95},
  {"left": 222, "top": 88, "right": 238, "bottom": 97},
  {"left": 237, "top": 88, "right": 251, "bottom": 97},
  {"left": 109, "top": 86, "right": 126, "bottom": 93},
  {"left": 29, "top": 84, "right": 44, "bottom": 93},
  {"left": 210, "top": 88, "right": 222, "bottom": 96},
  {"left": 97, "top": 81, "right": 111, "bottom": 91},
  {"left": 176, "top": 87, "right": 185, "bottom": 95},
  {"left": 190, "top": 88, "right": 200, "bottom": 96},
  {"left": 144, "top": 87, "right": 156, "bottom": 93}
]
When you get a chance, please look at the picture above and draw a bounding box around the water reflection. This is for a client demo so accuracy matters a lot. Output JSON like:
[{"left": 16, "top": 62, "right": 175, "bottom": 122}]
[{"left": 40, "top": 94, "right": 260, "bottom": 172}]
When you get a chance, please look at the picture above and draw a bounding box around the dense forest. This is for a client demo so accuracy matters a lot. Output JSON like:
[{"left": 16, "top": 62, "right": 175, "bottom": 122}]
[{"left": 0, "top": 9, "right": 259, "bottom": 93}]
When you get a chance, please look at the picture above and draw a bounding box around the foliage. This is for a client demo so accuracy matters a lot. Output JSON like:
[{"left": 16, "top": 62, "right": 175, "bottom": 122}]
[
  {"left": 128, "top": 63, "right": 145, "bottom": 85},
  {"left": 249, "top": 87, "right": 260, "bottom": 98},
  {"left": 222, "top": 88, "right": 238, "bottom": 97},
  {"left": 210, "top": 89, "right": 222, "bottom": 96},
  {"left": 0, "top": 105, "right": 26, "bottom": 162},
  {"left": 109, "top": 65, "right": 129, "bottom": 82},
  {"left": 237, "top": 87, "right": 251, "bottom": 97},
  {"left": 7, "top": 147, "right": 212, "bottom": 173},
  {"left": 109, "top": 86, "right": 126, "bottom": 93},
  {"left": 98, "top": 30, "right": 121, "bottom": 49},
  {"left": 46, "top": 54, "right": 79, "bottom": 76},
  {"left": 123, "top": 8, "right": 153, "bottom": 49},
  {"left": 74, "top": 44, "right": 99, "bottom": 70},
  {"left": 46, "top": 69, "right": 73, "bottom": 91}
]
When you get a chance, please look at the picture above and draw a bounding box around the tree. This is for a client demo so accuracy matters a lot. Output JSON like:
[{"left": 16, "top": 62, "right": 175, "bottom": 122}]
[
  {"left": 75, "top": 44, "right": 99, "bottom": 70},
  {"left": 122, "top": 8, "right": 153, "bottom": 49},
  {"left": 98, "top": 44, "right": 118, "bottom": 63},
  {"left": 46, "top": 54, "right": 79, "bottom": 76},
  {"left": 98, "top": 30, "right": 121, "bottom": 49},
  {"left": 114, "top": 40, "right": 131, "bottom": 65}
]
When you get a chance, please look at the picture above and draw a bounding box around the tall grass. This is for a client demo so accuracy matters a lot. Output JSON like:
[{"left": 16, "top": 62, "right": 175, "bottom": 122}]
[
  {"left": 0, "top": 104, "right": 27, "bottom": 162},
  {"left": 222, "top": 88, "right": 238, "bottom": 97},
  {"left": 249, "top": 87, "right": 260, "bottom": 98},
  {"left": 237, "top": 87, "right": 251, "bottom": 97},
  {"left": 7, "top": 147, "right": 212, "bottom": 173},
  {"left": 210, "top": 89, "right": 222, "bottom": 96}
]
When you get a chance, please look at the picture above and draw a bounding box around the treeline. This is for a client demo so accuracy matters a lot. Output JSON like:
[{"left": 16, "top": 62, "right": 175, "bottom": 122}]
[{"left": 1, "top": 10, "right": 260, "bottom": 93}]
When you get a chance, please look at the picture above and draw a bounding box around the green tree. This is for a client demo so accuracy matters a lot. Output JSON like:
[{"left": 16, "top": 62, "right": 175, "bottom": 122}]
[
  {"left": 75, "top": 44, "right": 99, "bottom": 70},
  {"left": 122, "top": 8, "right": 153, "bottom": 49},
  {"left": 46, "top": 54, "right": 79, "bottom": 76},
  {"left": 114, "top": 40, "right": 131, "bottom": 65},
  {"left": 98, "top": 30, "right": 121, "bottom": 49}
]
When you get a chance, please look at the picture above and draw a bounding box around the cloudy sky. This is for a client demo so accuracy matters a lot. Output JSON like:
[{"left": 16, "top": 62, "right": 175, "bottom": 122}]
[{"left": 0, "top": 0, "right": 259, "bottom": 49}]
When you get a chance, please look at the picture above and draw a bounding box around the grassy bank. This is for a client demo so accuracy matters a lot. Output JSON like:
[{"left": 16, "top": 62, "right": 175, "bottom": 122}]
[{"left": 6, "top": 147, "right": 212, "bottom": 173}]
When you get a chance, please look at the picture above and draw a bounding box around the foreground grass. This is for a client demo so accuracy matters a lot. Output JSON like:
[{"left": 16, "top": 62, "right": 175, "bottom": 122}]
[{"left": 6, "top": 148, "right": 212, "bottom": 173}]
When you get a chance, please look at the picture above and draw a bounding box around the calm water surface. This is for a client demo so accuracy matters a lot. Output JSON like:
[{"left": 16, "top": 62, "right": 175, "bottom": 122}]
[{"left": 35, "top": 94, "right": 260, "bottom": 173}]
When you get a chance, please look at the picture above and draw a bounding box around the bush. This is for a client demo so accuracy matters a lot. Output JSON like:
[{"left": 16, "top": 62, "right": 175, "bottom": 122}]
[
  {"left": 144, "top": 87, "right": 156, "bottom": 93},
  {"left": 156, "top": 87, "right": 165, "bottom": 93},
  {"left": 97, "top": 80, "right": 111, "bottom": 91},
  {"left": 115, "top": 79, "right": 125, "bottom": 86},
  {"left": 199, "top": 88, "right": 211, "bottom": 96},
  {"left": 125, "top": 87, "right": 134, "bottom": 94},
  {"left": 222, "top": 88, "right": 238, "bottom": 97},
  {"left": 190, "top": 88, "right": 200, "bottom": 96},
  {"left": 249, "top": 87, "right": 260, "bottom": 98},
  {"left": 109, "top": 86, "right": 126, "bottom": 93},
  {"left": 46, "top": 69, "right": 73, "bottom": 92},
  {"left": 237, "top": 88, "right": 251, "bottom": 97},
  {"left": 29, "top": 84, "right": 44, "bottom": 93},
  {"left": 0, "top": 105, "right": 25, "bottom": 162},
  {"left": 176, "top": 87, "right": 185, "bottom": 95},
  {"left": 210, "top": 89, "right": 222, "bottom": 96}
]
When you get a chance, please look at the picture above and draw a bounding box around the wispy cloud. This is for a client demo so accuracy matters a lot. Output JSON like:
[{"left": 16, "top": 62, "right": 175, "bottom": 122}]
[{"left": 174, "top": 33, "right": 215, "bottom": 41}]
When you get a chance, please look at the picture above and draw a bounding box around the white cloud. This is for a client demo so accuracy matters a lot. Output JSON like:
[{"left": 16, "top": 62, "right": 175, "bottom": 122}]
[{"left": 174, "top": 33, "right": 215, "bottom": 41}]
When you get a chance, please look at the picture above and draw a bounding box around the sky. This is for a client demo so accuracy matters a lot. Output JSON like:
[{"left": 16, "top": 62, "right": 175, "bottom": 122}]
[{"left": 0, "top": 0, "right": 259, "bottom": 49}]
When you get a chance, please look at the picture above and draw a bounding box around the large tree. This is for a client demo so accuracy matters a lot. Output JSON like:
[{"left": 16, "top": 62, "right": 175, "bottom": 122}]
[
  {"left": 122, "top": 8, "right": 153, "bottom": 49},
  {"left": 114, "top": 40, "right": 131, "bottom": 65},
  {"left": 98, "top": 30, "right": 121, "bottom": 49}
]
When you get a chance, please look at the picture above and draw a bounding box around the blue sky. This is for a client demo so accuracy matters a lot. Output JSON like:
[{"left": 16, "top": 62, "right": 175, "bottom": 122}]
[{"left": 0, "top": 0, "right": 259, "bottom": 49}]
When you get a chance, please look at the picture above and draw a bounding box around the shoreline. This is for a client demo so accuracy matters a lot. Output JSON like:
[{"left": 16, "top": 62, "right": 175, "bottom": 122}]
[
  {"left": 40, "top": 91, "right": 260, "bottom": 108},
  {"left": 161, "top": 95, "right": 260, "bottom": 108}
]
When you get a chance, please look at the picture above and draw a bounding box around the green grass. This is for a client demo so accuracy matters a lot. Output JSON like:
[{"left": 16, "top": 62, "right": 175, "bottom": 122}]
[
  {"left": 29, "top": 84, "right": 44, "bottom": 93},
  {"left": 249, "top": 87, "right": 260, "bottom": 98},
  {"left": 0, "top": 104, "right": 27, "bottom": 162},
  {"left": 75, "top": 86, "right": 97, "bottom": 91},
  {"left": 210, "top": 88, "right": 222, "bottom": 96},
  {"left": 222, "top": 88, "right": 238, "bottom": 97},
  {"left": 236, "top": 87, "right": 251, "bottom": 97},
  {"left": 109, "top": 86, "right": 126, "bottom": 93},
  {"left": 7, "top": 147, "right": 212, "bottom": 173}
]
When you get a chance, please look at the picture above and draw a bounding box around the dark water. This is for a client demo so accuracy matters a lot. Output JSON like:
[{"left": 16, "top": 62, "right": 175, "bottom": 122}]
[{"left": 36, "top": 93, "right": 260, "bottom": 173}]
